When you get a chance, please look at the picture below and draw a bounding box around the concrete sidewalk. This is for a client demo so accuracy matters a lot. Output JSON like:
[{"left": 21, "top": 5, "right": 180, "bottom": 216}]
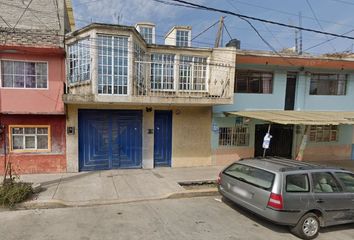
[{"left": 14, "top": 166, "right": 223, "bottom": 209}]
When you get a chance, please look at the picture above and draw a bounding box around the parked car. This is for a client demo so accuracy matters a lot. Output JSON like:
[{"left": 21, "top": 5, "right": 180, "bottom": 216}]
[{"left": 217, "top": 157, "right": 354, "bottom": 239}]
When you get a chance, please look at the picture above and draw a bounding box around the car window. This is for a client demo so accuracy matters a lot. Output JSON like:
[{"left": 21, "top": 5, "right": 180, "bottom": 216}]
[
  {"left": 286, "top": 174, "right": 309, "bottom": 192},
  {"left": 312, "top": 172, "right": 342, "bottom": 193},
  {"left": 224, "top": 163, "right": 275, "bottom": 190},
  {"left": 335, "top": 172, "right": 354, "bottom": 193}
]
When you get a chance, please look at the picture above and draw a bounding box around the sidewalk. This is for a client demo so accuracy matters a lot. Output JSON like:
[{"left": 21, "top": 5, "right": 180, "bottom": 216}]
[{"left": 14, "top": 166, "right": 223, "bottom": 209}]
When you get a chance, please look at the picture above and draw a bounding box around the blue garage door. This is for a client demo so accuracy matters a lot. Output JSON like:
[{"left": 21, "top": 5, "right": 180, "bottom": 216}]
[{"left": 79, "top": 110, "right": 142, "bottom": 171}]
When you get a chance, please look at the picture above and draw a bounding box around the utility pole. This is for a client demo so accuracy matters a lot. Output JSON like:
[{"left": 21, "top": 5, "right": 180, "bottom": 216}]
[{"left": 214, "top": 16, "right": 224, "bottom": 48}]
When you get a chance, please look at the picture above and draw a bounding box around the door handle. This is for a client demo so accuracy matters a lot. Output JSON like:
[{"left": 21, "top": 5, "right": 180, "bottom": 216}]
[{"left": 316, "top": 199, "right": 325, "bottom": 203}]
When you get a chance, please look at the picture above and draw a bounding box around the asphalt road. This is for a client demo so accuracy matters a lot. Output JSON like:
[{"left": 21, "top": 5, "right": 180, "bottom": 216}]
[{"left": 0, "top": 196, "right": 353, "bottom": 240}]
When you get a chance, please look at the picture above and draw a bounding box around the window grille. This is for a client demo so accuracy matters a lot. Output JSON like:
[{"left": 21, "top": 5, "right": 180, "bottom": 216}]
[
  {"left": 309, "top": 125, "right": 338, "bottom": 142},
  {"left": 219, "top": 125, "right": 249, "bottom": 146},
  {"left": 150, "top": 53, "right": 175, "bottom": 90},
  {"left": 179, "top": 56, "right": 207, "bottom": 91}
]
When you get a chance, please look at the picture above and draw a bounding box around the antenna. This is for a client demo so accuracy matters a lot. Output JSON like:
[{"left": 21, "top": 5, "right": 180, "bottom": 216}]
[{"left": 299, "top": 11, "right": 303, "bottom": 55}]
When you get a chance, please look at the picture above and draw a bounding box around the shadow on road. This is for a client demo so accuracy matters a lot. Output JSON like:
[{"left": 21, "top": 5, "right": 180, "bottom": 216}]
[
  {"left": 222, "top": 196, "right": 354, "bottom": 237},
  {"left": 221, "top": 197, "right": 291, "bottom": 234}
]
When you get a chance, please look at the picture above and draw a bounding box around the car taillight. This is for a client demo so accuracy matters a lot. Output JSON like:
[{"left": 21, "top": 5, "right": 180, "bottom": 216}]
[
  {"left": 267, "top": 193, "right": 283, "bottom": 210},
  {"left": 217, "top": 172, "right": 222, "bottom": 185}
]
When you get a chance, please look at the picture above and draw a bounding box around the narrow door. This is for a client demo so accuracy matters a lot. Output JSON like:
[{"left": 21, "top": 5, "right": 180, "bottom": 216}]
[
  {"left": 254, "top": 124, "right": 293, "bottom": 158},
  {"left": 284, "top": 72, "right": 297, "bottom": 110},
  {"left": 154, "top": 110, "right": 172, "bottom": 167}
]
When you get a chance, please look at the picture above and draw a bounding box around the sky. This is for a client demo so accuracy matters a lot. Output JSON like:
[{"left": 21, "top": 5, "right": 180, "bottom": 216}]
[{"left": 72, "top": 0, "right": 354, "bottom": 55}]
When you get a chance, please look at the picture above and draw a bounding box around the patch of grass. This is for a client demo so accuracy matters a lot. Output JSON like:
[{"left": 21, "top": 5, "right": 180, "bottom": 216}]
[{"left": 0, "top": 181, "right": 33, "bottom": 208}]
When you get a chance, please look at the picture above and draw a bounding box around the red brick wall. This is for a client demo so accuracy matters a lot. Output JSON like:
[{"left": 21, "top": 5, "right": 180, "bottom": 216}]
[{"left": 0, "top": 114, "right": 66, "bottom": 174}]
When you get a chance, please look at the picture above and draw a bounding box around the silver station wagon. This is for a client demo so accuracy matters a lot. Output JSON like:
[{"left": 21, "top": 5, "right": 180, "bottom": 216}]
[{"left": 217, "top": 157, "right": 354, "bottom": 240}]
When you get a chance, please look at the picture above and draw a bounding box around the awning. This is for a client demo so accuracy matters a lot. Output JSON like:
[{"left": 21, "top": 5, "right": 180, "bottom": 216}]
[{"left": 227, "top": 111, "right": 354, "bottom": 125}]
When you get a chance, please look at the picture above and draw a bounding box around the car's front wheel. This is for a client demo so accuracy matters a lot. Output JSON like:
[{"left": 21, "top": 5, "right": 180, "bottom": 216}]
[{"left": 290, "top": 213, "right": 320, "bottom": 240}]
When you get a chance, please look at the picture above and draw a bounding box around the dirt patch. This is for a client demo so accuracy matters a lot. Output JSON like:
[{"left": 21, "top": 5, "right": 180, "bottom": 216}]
[{"left": 178, "top": 181, "right": 217, "bottom": 190}]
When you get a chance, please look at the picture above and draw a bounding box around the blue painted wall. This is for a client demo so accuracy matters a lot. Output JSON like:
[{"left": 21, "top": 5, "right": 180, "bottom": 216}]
[{"left": 214, "top": 67, "right": 354, "bottom": 113}]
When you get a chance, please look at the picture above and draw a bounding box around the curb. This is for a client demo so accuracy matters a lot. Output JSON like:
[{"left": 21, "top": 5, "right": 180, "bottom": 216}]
[{"left": 15, "top": 188, "right": 219, "bottom": 210}]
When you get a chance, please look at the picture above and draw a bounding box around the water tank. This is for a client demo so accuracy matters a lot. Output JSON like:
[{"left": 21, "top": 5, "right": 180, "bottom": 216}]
[{"left": 226, "top": 39, "right": 241, "bottom": 49}]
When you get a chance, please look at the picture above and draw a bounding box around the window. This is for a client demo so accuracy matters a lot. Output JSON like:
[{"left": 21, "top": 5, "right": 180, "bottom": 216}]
[
  {"left": 235, "top": 70, "right": 273, "bottom": 93},
  {"left": 150, "top": 53, "right": 175, "bottom": 90},
  {"left": 139, "top": 27, "right": 153, "bottom": 44},
  {"left": 67, "top": 38, "right": 91, "bottom": 83},
  {"left": 312, "top": 172, "right": 342, "bottom": 193},
  {"left": 219, "top": 125, "right": 249, "bottom": 146},
  {"left": 309, "top": 125, "right": 338, "bottom": 142},
  {"left": 224, "top": 163, "right": 275, "bottom": 190},
  {"left": 179, "top": 56, "right": 207, "bottom": 91},
  {"left": 134, "top": 42, "right": 146, "bottom": 93},
  {"left": 10, "top": 126, "right": 50, "bottom": 152},
  {"left": 335, "top": 172, "right": 354, "bottom": 193},
  {"left": 1, "top": 60, "right": 47, "bottom": 88},
  {"left": 310, "top": 73, "right": 347, "bottom": 95},
  {"left": 286, "top": 174, "right": 309, "bottom": 192},
  {"left": 176, "top": 30, "right": 189, "bottom": 47},
  {"left": 97, "top": 35, "right": 128, "bottom": 95}
]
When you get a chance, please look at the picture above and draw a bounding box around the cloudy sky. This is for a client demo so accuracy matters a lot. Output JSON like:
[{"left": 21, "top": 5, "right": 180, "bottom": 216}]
[{"left": 72, "top": 0, "right": 354, "bottom": 54}]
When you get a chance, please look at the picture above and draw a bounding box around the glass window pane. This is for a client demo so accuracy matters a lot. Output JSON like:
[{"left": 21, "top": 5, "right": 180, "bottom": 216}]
[
  {"left": 14, "top": 62, "right": 25, "bottom": 75},
  {"left": 312, "top": 172, "right": 342, "bottom": 193},
  {"left": 24, "top": 128, "right": 36, "bottom": 134},
  {"left": 37, "top": 128, "right": 48, "bottom": 134},
  {"left": 37, "top": 135, "right": 48, "bottom": 149},
  {"left": 286, "top": 174, "right": 309, "bottom": 192},
  {"left": 12, "top": 136, "right": 23, "bottom": 150},
  {"left": 2, "top": 61, "right": 13, "bottom": 74},
  {"left": 12, "top": 128, "right": 23, "bottom": 134},
  {"left": 36, "top": 75, "right": 47, "bottom": 88},
  {"left": 14, "top": 75, "right": 24, "bottom": 88},
  {"left": 25, "top": 76, "right": 36, "bottom": 88},
  {"left": 2, "top": 75, "right": 14, "bottom": 87},
  {"left": 25, "top": 62, "right": 36, "bottom": 75},
  {"left": 25, "top": 136, "right": 35, "bottom": 149},
  {"left": 335, "top": 172, "right": 354, "bottom": 192}
]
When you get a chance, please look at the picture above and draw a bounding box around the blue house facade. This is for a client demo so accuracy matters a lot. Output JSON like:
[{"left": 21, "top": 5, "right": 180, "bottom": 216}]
[{"left": 212, "top": 50, "right": 354, "bottom": 165}]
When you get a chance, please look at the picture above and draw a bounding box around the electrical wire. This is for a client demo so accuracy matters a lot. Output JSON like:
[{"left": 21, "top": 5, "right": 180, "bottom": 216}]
[{"left": 162, "top": 0, "right": 354, "bottom": 40}]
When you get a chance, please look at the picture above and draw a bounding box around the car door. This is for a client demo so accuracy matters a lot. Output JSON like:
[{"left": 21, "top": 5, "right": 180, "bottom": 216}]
[
  {"left": 334, "top": 172, "right": 354, "bottom": 222},
  {"left": 311, "top": 172, "right": 349, "bottom": 226}
]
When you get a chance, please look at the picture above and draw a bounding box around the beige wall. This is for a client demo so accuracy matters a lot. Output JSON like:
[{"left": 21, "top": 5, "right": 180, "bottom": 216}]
[
  {"left": 171, "top": 107, "right": 212, "bottom": 167},
  {"left": 66, "top": 104, "right": 212, "bottom": 172}
]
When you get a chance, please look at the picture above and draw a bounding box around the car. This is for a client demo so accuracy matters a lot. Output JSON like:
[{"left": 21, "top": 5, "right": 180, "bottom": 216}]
[{"left": 217, "top": 157, "right": 354, "bottom": 240}]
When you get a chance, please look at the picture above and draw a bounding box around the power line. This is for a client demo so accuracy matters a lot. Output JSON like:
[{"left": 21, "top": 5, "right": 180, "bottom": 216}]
[
  {"left": 192, "top": 19, "right": 220, "bottom": 41},
  {"left": 163, "top": 0, "right": 354, "bottom": 40},
  {"left": 305, "top": 0, "right": 336, "bottom": 52},
  {"left": 228, "top": 0, "right": 354, "bottom": 29}
]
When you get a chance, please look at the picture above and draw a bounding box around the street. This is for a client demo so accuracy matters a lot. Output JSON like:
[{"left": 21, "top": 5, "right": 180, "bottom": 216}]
[{"left": 0, "top": 196, "right": 353, "bottom": 240}]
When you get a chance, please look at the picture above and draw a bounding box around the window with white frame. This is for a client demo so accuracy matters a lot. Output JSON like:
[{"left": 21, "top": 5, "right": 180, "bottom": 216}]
[
  {"left": 97, "top": 35, "right": 128, "bottom": 95},
  {"left": 67, "top": 38, "right": 91, "bottom": 83},
  {"left": 309, "top": 125, "right": 338, "bottom": 142},
  {"left": 219, "top": 125, "right": 249, "bottom": 146},
  {"left": 150, "top": 53, "right": 175, "bottom": 90},
  {"left": 179, "top": 56, "right": 207, "bottom": 91},
  {"left": 176, "top": 30, "right": 189, "bottom": 47},
  {"left": 134, "top": 42, "right": 146, "bottom": 92},
  {"left": 310, "top": 73, "right": 347, "bottom": 95},
  {"left": 1, "top": 60, "right": 47, "bottom": 88},
  {"left": 139, "top": 27, "right": 153, "bottom": 44},
  {"left": 10, "top": 126, "right": 50, "bottom": 152}
]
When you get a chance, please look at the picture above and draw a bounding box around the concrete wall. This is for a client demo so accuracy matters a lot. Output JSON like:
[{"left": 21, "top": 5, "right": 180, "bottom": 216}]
[
  {"left": 0, "top": 115, "right": 66, "bottom": 174},
  {"left": 0, "top": 51, "right": 65, "bottom": 114},
  {"left": 66, "top": 104, "right": 212, "bottom": 172},
  {"left": 211, "top": 116, "right": 353, "bottom": 165}
]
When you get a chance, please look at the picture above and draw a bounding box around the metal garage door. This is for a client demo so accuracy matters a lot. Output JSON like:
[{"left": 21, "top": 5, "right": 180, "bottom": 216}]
[{"left": 78, "top": 110, "right": 142, "bottom": 171}]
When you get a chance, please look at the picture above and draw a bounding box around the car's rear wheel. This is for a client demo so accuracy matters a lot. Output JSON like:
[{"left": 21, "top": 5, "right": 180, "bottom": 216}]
[{"left": 290, "top": 213, "right": 320, "bottom": 240}]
